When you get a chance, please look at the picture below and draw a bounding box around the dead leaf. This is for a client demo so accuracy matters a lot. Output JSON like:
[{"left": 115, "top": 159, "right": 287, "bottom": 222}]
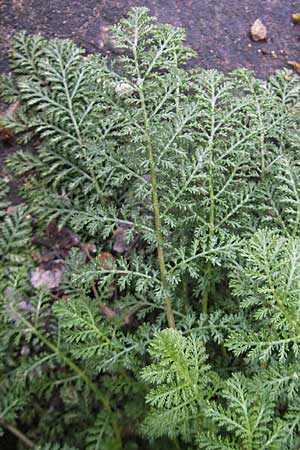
[
  {"left": 82, "top": 242, "right": 97, "bottom": 254},
  {"left": 0, "top": 101, "right": 20, "bottom": 141},
  {"left": 292, "top": 13, "right": 300, "bottom": 23},
  {"left": 6, "top": 206, "right": 14, "bottom": 216},
  {"left": 100, "top": 304, "right": 117, "bottom": 318},
  {"left": 0, "top": 127, "right": 14, "bottom": 140},
  {"left": 5, "top": 100, "right": 20, "bottom": 115},
  {"left": 30, "top": 266, "right": 63, "bottom": 290},
  {"left": 251, "top": 19, "right": 267, "bottom": 41},
  {"left": 266, "top": 210, "right": 276, "bottom": 217},
  {"left": 31, "top": 250, "right": 55, "bottom": 263},
  {"left": 81, "top": 242, "right": 97, "bottom": 261},
  {"left": 20, "top": 345, "right": 30, "bottom": 356},
  {"left": 99, "top": 304, "right": 134, "bottom": 326},
  {"left": 98, "top": 252, "right": 114, "bottom": 269},
  {"left": 4, "top": 288, "right": 32, "bottom": 323},
  {"left": 46, "top": 221, "right": 81, "bottom": 250},
  {"left": 112, "top": 223, "right": 132, "bottom": 254},
  {"left": 287, "top": 61, "right": 300, "bottom": 73}
]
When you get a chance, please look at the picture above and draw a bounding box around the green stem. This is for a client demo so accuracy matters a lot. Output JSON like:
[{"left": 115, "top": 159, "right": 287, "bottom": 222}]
[
  {"left": 59, "top": 60, "right": 101, "bottom": 196},
  {"left": 133, "top": 43, "right": 175, "bottom": 329},
  {"left": 147, "top": 137, "right": 176, "bottom": 328},
  {"left": 16, "top": 313, "right": 122, "bottom": 447},
  {"left": 220, "top": 342, "right": 228, "bottom": 359},
  {"left": 182, "top": 275, "right": 189, "bottom": 312},
  {"left": 246, "top": 77, "right": 265, "bottom": 176},
  {"left": 0, "top": 419, "right": 34, "bottom": 448},
  {"left": 264, "top": 257, "right": 300, "bottom": 335},
  {"left": 275, "top": 297, "right": 300, "bottom": 335},
  {"left": 173, "top": 437, "right": 181, "bottom": 450},
  {"left": 202, "top": 284, "right": 209, "bottom": 314},
  {"left": 202, "top": 93, "right": 216, "bottom": 314},
  {"left": 202, "top": 167, "right": 214, "bottom": 313}
]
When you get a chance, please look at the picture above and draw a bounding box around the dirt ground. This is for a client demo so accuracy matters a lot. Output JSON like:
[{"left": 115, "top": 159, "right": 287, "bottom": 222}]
[{"left": 1, "top": 0, "right": 300, "bottom": 78}]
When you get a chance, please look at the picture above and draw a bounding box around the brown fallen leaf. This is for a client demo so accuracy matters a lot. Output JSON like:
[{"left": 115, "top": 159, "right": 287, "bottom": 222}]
[
  {"left": 98, "top": 252, "right": 114, "bottom": 269},
  {"left": 5, "top": 206, "right": 14, "bottom": 216},
  {"left": 100, "top": 304, "right": 117, "bottom": 318},
  {"left": 266, "top": 210, "right": 276, "bottom": 217},
  {"left": 287, "top": 61, "right": 300, "bottom": 73},
  {"left": 31, "top": 250, "right": 55, "bottom": 263},
  {"left": 81, "top": 242, "right": 97, "bottom": 255},
  {"left": 30, "top": 266, "right": 63, "bottom": 290},
  {"left": 0, "top": 100, "right": 20, "bottom": 141},
  {"left": 292, "top": 13, "right": 300, "bottom": 23},
  {"left": 0, "top": 127, "right": 14, "bottom": 141},
  {"left": 112, "top": 223, "right": 132, "bottom": 254},
  {"left": 251, "top": 19, "right": 267, "bottom": 41},
  {"left": 46, "top": 221, "right": 81, "bottom": 250},
  {"left": 99, "top": 304, "right": 135, "bottom": 327}
]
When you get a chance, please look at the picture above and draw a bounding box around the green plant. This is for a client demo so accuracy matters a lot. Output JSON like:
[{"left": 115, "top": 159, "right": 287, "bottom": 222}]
[{"left": 1, "top": 6, "right": 300, "bottom": 449}]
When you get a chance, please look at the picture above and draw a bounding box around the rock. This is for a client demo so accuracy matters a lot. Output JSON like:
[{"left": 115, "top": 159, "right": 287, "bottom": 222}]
[
  {"left": 115, "top": 81, "right": 135, "bottom": 97},
  {"left": 251, "top": 19, "right": 267, "bottom": 41}
]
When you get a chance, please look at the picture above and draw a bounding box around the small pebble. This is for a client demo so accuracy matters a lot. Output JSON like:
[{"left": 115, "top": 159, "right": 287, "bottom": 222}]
[{"left": 251, "top": 19, "right": 267, "bottom": 41}]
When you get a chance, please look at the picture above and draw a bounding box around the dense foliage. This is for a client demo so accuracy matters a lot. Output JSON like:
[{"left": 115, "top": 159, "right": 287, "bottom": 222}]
[{"left": 1, "top": 7, "right": 300, "bottom": 449}]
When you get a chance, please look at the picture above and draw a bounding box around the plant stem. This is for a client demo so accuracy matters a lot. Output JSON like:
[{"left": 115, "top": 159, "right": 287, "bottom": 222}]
[
  {"left": 0, "top": 419, "right": 34, "bottom": 448},
  {"left": 146, "top": 132, "right": 176, "bottom": 328},
  {"left": 59, "top": 60, "right": 102, "bottom": 196},
  {"left": 173, "top": 437, "right": 181, "bottom": 450},
  {"left": 202, "top": 261, "right": 212, "bottom": 314},
  {"left": 16, "top": 313, "right": 122, "bottom": 448},
  {"left": 182, "top": 275, "right": 190, "bottom": 312},
  {"left": 264, "top": 256, "right": 300, "bottom": 336},
  {"left": 133, "top": 42, "right": 176, "bottom": 329},
  {"left": 202, "top": 88, "right": 216, "bottom": 314}
]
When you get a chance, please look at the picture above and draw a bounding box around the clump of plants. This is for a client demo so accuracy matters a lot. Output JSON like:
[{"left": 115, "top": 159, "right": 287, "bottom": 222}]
[{"left": 1, "top": 7, "right": 300, "bottom": 449}]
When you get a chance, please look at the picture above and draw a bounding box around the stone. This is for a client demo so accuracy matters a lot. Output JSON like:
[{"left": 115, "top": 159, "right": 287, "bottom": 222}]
[{"left": 251, "top": 19, "right": 267, "bottom": 41}]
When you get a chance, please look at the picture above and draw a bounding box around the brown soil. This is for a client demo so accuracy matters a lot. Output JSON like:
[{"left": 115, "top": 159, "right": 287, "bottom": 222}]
[{"left": 0, "top": 0, "right": 300, "bottom": 77}]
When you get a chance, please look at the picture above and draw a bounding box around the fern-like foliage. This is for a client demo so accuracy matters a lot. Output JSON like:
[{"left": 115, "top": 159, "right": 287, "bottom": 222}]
[
  {"left": 3, "top": 8, "right": 298, "bottom": 329},
  {"left": 141, "top": 329, "right": 211, "bottom": 440},
  {"left": 2, "top": 6, "right": 300, "bottom": 450},
  {"left": 199, "top": 373, "right": 288, "bottom": 450},
  {"left": 228, "top": 229, "right": 300, "bottom": 362}
]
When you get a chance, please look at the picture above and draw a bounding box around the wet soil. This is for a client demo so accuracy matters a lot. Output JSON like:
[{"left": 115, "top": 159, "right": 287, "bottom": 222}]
[{"left": 1, "top": 0, "right": 300, "bottom": 78}]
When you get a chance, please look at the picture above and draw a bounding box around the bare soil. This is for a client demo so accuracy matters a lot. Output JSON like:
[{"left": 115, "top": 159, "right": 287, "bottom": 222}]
[{"left": 1, "top": 0, "right": 300, "bottom": 77}]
